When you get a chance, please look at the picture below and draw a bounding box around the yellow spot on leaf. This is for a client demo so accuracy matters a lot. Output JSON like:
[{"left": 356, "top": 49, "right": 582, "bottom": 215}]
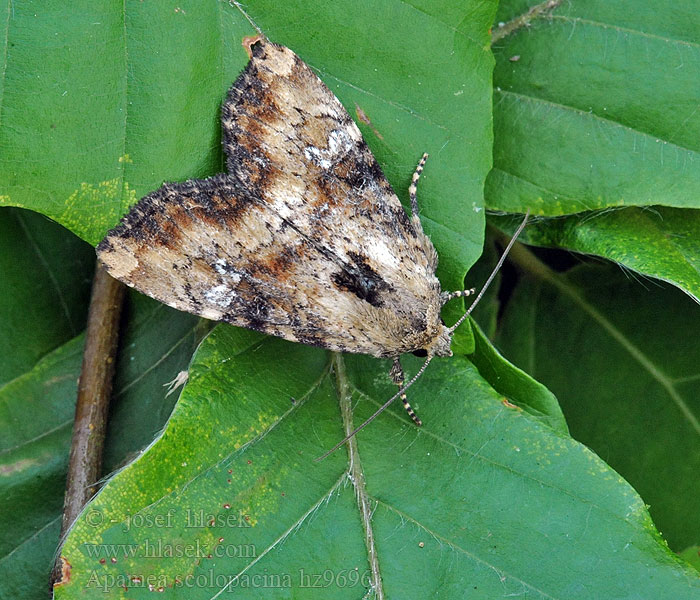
[{"left": 59, "top": 179, "right": 137, "bottom": 243}]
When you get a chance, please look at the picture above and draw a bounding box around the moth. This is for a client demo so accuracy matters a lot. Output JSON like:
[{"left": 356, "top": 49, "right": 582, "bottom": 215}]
[{"left": 97, "top": 36, "right": 527, "bottom": 455}]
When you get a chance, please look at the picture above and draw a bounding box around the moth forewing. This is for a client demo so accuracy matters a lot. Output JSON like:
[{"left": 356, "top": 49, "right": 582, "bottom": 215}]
[
  {"left": 98, "top": 39, "right": 441, "bottom": 360},
  {"left": 96, "top": 36, "right": 527, "bottom": 453}
]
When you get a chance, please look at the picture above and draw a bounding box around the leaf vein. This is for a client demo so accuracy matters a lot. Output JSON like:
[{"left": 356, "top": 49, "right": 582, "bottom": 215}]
[
  {"left": 16, "top": 211, "right": 77, "bottom": 335},
  {"left": 0, "top": 515, "right": 61, "bottom": 566},
  {"left": 209, "top": 474, "right": 347, "bottom": 599},
  {"left": 551, "top": 14, "right": 700, "bottom": 50},
  {"left": 396, "top": 0, "right": 483, "bottom": 50},
  {"left": 370, "top": 497, "right": 561, "bottom": 599}
]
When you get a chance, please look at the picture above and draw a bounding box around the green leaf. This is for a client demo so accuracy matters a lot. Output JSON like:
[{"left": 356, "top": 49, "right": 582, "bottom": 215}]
[
  {"left": 56, "top": 326, "right": 698, "bottom": 598},
  {"left": 494, "top": 255, "right": 700, "bottom": 553},
  {"left": 491, "top": 207, "right": 700, "bottom": 304},
  {"left": 0, "top": 206, "right": 92, "bottom": 596},
  {"left": 488, "top": 0, "right": 700, "bottom": 216},
  {"left": 486, "top": 1, "right": 700, "bottom": 301},
  {"left": 0, "top": 295, "right": 208, "bottom": 599},
  {"left": 459, "top": 227, "right": 567, "bottom": 434},
  {"left": 0, "top": 208, "right": 93, "bottom": 384},
  {"left": 469, "top": 318, "right": 568, "bottom": 434},
  {"left": 0, "top": 206, "right": 93, "bottom": 597},
  {"left": 0, "top": 336, "right": 84, "bottom": 589},
  {"left": 0, "top": 208, "right": 209, "bottom": 599},
  {"left": 0, "top": 0, "right": 493, "bottom": 298}
]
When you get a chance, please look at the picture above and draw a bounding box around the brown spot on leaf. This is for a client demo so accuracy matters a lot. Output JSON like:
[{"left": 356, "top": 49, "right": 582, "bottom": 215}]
[
  {"left": 355, "top": 104, "right": 384, "bottom": 140},
  {"left": 53, "top": 557, "right": 72, "bottom": 587},
  {"left": 501, "top": 398, "right": 519, "bottom": 409}
]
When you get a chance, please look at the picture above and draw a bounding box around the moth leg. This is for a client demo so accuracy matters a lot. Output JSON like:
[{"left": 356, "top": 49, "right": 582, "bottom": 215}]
[
  {"left": 441, "top": 288, "right": 476, "bottom": 305},
  {"left": 409, "top": 153, "right": 429, "bottom": 229},
  {"left": 390, "top": 358, "right": 423, "bottom": 426}
]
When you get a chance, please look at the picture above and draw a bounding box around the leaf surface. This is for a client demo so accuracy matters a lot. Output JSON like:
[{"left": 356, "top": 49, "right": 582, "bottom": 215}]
[
  {"left": 55, "top": 326, "right": 700, "bottom": 598},
  {"left": 0, "top": 208, "right": 207, "bottom": 599},
  {"left": 489, "top": 0, "right": 700, "bottom": 215},
  {"left": 492, "top": 207, "right": 700, "bottom": 304},
  {"left": 494, "top": 258, "right": 700, "bottom": 552},
  {"left": 487, "top": 0, "right": 700, "bottom": 300},
  {"left": 0, "top": 208, "right": 93, "bottom": 384}
]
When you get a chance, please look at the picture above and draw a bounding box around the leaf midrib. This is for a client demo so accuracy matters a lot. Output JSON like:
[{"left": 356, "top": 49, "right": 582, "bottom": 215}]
[{"left": 334, "top": 353, "right": 383, "bottom": 599}]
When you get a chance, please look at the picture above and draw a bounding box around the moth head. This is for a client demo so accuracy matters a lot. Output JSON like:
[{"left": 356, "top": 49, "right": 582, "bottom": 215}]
[{"left": 425, "top": 325, "right": 453, "bottom": 358}]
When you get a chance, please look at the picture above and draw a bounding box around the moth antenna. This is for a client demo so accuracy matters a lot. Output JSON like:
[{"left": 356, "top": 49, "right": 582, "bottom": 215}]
[
  {"left": 315, "top": 355, "right": 433, "bottom": 461},
  {"left": 448, "top": 210, "right": 530, "bottom": 335}
]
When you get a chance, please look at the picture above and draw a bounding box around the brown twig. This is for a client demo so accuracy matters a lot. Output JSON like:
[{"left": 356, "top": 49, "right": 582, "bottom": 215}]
[{"left": 50, "top": 263, "right": 125, "bottom": 590}]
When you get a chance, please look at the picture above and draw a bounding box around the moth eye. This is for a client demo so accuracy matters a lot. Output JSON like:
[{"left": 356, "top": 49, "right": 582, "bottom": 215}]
[{"left": 412, "top": 348, "right": 428, "bottom": 358}]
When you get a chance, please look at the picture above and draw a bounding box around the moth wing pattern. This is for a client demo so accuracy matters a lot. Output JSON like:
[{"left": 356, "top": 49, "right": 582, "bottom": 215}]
[{"left": 97, "top": 40, "right": 445, "bottom": 358}]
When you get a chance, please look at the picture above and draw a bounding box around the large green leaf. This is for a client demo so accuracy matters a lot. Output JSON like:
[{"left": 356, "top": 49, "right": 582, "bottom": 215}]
[
  {"left": 56, "top": 326, "right": 698, "bottom": 598},
  {"left": 0, "top": 0, "right": 492, "bottom": 298},
  {"left": 0, "top": 207, "right": 208, "bottom": 599},
  {"left": 489, "top": 0, "right": 700, "bottom": 215},
  {"left": 0, "top": 294, "right": 207, "bottom": 600},
  {"left": 493, "top": 256, "right": 700, "bottom": 553},
  {"left": 487, "top": 0, "right": 700, "bottom": 300}
]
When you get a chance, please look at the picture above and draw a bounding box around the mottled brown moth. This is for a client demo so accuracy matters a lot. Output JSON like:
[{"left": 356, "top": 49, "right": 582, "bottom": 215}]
[{"left": 97, "top": 36, "right": 527, "bottom": 456}]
